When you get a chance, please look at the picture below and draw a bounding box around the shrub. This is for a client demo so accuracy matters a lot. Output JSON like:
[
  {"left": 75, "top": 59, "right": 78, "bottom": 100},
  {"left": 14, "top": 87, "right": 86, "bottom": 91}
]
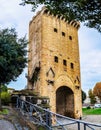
[
  {"left": 1, "top": 92, "right": 11, "bottom": 105},
  {"left": 0, "top": 109, "right": 9, "bottom": 114},
  {"left": 87, "top": 106, "right": 91, "bottom": 109}
]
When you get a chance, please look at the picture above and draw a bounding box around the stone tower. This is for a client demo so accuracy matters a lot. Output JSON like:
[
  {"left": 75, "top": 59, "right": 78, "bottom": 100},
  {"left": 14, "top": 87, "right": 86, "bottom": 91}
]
[{"left": 28, "top": 7, "right": 82, "bottom": 118}]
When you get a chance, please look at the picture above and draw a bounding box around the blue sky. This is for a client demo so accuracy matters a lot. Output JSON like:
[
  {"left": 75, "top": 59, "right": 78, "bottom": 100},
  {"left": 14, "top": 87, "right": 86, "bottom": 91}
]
[{"left": 0, "top": 0, "right": 101, "bottom": 94}]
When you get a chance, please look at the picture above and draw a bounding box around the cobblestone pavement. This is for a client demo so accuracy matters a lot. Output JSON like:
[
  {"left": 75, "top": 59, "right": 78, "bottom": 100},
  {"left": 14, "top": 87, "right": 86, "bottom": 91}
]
[
  {"left": 64, "top": 115, "right": 101, "bottom": 130},
  {"left": 0, "top": 119, "right": 16, "bottom": 130},
  {"left": 83, "top": 115, "right": 101, "bottom": 124}
]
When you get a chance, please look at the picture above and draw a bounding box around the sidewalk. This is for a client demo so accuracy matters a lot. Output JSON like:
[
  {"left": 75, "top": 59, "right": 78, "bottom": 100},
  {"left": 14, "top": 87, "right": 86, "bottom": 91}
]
[{"left": 0, "top": 119, "right": 16, "bottom": 130}]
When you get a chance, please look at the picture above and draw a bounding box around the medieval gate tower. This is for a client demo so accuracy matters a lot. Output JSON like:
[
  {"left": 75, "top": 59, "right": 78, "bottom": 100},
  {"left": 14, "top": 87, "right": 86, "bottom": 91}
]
[{"left": 28, "top": 7, "right": 82, "bottom": 118}]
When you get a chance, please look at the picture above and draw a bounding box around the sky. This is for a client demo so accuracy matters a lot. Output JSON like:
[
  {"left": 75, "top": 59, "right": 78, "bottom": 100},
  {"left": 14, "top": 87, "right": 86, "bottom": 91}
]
[{"left": 0, "top": 0, "right": 101, "bottom": 94}]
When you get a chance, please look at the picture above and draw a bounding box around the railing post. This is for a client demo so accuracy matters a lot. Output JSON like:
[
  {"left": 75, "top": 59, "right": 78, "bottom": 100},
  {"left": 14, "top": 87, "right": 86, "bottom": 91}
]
[
  {"left": 46, "top": 111, "right": 52, "bottom": 127},
  {"left": 84, "top": 123, "right": 86, "bottom": 130},
  {"left": 21, "top": 101, "right": 24, "bottom": 110},
  {"left": 29, "top": 105, "right": 33, "bottom": 116},
  {"left": 16, "top": 97, "right": 18, "bottom": 108},
  {"left": 78, "top": 122, "right": 80, "bottom": 130}
]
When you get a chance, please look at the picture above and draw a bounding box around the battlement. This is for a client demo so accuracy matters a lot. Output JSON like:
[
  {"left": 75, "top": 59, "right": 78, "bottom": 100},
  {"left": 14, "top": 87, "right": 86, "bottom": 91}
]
[{"left": 30, "top": 7, "right": 80, "bottom": 30}]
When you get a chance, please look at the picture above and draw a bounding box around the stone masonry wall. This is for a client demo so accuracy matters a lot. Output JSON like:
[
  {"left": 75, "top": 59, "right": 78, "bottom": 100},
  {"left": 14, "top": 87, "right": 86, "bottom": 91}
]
[{"left": 28, "top": 8, "right": 82, "bottom": 118}]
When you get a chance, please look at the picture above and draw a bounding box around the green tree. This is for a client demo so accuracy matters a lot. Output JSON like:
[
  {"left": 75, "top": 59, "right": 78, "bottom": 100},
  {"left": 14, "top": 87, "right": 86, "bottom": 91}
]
[
  {"left": 88, "top": 89, "right": 96, "bottom": 104},
  {"left": 1, "top": 84, "right": 7, "bottom": 92},
  {"left": 82, "top": 90, "right": 86, "bottom": 103},
  {"left": 21, "top": 0, "right": 101, "bottom": 32},
  {"left": 0, "top": 28, "right": 27, "bottom": 109},
  {"left": 93, "top": 82, "right": 101, "bottom": 102}
]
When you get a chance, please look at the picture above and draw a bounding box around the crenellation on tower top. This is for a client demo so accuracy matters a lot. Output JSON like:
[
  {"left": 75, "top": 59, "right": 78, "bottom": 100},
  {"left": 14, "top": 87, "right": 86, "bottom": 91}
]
[
  {"left": 30, "top": 7, "right": 80, "bottom": 29},
  {"left": 42, "top": 7, "right": 80, "bottom": 29}
]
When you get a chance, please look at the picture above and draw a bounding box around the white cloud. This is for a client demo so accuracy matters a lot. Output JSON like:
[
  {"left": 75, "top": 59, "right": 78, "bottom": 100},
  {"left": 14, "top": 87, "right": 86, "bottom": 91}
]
[
  {"left": 0, "top": 0, "right": 34, "bottom": 37},
  {"left": 79, "top": 25, "right": 101, "bottom": 93},
  {"left": 0, "top": 0, "right": 33, "bottom": 89}
]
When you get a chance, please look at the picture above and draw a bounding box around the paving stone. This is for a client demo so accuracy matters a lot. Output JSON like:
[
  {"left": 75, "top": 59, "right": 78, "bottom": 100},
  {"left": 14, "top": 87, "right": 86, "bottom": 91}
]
[{"left": 0, "top": 119, "right": 16, "bottom": 130}]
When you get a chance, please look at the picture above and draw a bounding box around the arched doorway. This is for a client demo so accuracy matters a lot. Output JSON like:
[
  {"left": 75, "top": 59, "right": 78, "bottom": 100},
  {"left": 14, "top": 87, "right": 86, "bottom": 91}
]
[{"left": 56, "top": 86, "right": 74, "bottom": 117}]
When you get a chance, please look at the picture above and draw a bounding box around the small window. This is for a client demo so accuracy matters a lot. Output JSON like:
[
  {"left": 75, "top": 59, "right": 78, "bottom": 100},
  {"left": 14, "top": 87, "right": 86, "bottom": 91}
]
[
  {"left": 69, "top": 36, "right": 72, "bottom": 40},
  {"left": 54, "top": 28, "right": 57, "bottom": 32},
  {"left": 63, "top": 60, "right": 67, "bottom": 66},
  {"left": 62, "top": 32, "right": 65, "bottom": 36},
  {"left": 54, "top": 56, "right": 58, "bottom": 63},
  {"left": 71, "top": 63, "right": 74, "bottom": 69}
]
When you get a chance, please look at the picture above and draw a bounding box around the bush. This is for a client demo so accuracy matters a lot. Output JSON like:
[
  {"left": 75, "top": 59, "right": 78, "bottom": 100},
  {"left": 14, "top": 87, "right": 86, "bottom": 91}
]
[
  {"left": 1, "top": 92, "right": 11, "bottom": 105},
  {"left": 86, "top": 106, "right": 91, "bottom": 109},
  {"left": 0, "top": 109, "right": 9, "bottom": 114}
]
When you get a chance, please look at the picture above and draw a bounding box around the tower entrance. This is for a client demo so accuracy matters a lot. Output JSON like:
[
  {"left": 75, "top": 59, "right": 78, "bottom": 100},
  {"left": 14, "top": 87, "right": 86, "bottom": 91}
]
[{"left": 56, "top": 86, "right": 74, "bottom": 118}]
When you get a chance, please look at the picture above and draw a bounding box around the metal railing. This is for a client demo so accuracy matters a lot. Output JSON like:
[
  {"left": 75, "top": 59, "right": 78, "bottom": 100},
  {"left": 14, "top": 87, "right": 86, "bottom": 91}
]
[{"left": 16, "top": 97, "right": 101, "bottom": 130}]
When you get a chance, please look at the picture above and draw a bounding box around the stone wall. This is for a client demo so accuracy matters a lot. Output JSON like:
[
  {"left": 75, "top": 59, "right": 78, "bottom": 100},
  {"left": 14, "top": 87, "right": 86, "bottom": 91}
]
[{"left": 28, "top": 7, "right": 82, "bottom": 118}]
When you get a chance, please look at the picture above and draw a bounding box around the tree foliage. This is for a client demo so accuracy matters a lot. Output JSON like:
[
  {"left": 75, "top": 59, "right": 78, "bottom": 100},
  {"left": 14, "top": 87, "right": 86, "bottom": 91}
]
[
  {"left": 82, "top": 90, "right": 86, "bottom": 103},
  {"left": 21, "top": 0, "right": 101, "bottom": 32},
  {"left": 93, "top": 82, "right": 101, "bottom": 102},
  {"left": 88, "top": 89, "right": 96, "bottom": 104},
  {"left": 0, "top": 28, "right": 27, "bottom": 84},
  {"left": 1, "top": 85, "right": 7, "bottom": 92},
  {"left": 0, "top": 28, "right": 27, "bottom": 109}
]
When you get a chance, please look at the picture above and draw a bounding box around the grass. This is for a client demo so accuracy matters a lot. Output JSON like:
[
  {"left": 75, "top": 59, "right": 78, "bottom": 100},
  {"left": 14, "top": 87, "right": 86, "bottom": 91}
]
[
  {"left": 0, "top": 108, "right": 9, "bottom": 115},
  {"left": 82, "top": 108, "right": 101, "bottom": 115}
]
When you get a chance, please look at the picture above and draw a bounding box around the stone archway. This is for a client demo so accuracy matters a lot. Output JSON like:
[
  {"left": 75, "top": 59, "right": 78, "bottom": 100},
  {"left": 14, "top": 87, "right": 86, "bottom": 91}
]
[{"left": 56, "top": 86, "right": 74, "bottom": 118}]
